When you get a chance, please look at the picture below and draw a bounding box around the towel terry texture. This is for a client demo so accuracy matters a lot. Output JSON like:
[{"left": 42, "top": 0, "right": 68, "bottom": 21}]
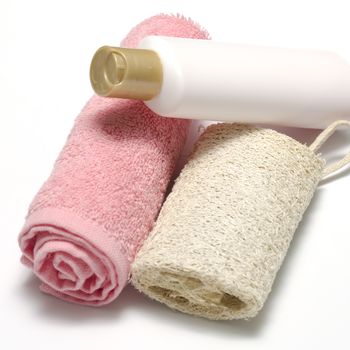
[
  {"left": 131, "top": 123, "right": 326, "bottom": 320},
  {"left": 18, "top": 14, "right": 209, "bottom": 306}
]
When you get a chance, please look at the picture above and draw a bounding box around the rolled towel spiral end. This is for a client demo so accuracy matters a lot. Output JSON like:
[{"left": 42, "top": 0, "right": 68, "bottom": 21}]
[{"left": 19, "top": 208, "right": 128, "bottom": 306}]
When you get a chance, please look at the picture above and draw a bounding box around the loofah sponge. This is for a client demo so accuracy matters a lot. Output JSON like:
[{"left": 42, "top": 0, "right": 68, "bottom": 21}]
[{"left": 132, "top": 121, "right": 350, "bottom": 320}]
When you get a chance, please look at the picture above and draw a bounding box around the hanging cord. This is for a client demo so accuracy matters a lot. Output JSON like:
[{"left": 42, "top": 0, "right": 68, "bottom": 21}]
[{"left": 309, "top": 120, "right": 350, "bottom": 178}]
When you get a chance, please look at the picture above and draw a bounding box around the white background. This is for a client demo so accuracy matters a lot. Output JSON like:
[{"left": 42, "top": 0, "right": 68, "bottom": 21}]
[{"left": 1, "top": 1, "right": 350, "bottom": 349}]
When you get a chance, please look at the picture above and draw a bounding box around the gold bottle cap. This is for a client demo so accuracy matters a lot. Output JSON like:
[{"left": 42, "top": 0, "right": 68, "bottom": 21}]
[{"left": 90, "top": 46, "right": 163, "bottom": 100}]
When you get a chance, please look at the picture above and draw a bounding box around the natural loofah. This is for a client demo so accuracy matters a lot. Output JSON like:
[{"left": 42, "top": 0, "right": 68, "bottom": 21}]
[{"left": 132, "top": 121, "right": 350, "bottom": 320}]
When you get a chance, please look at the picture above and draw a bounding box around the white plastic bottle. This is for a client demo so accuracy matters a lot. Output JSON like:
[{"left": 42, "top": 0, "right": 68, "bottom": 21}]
[{"left": 90, "top": 36, "right": 350, "bottom": 128}]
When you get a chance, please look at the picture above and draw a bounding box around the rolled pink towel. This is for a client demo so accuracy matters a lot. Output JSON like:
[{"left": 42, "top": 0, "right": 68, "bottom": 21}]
[{"left": 18, "top": 14, "right": 209, "bottom": 306}]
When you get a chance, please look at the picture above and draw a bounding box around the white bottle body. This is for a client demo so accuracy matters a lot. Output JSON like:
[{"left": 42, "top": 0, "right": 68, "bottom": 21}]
[{"left": 138, "top": 36, "right": 350, "bottom": 128}]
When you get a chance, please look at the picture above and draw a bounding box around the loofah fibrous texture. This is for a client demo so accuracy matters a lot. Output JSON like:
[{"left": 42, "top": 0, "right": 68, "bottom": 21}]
[{"left": 132, "top": 123, "right": 325, "bottom": 320}]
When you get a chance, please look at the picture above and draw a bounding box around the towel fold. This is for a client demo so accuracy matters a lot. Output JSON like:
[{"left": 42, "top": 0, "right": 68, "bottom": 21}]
[
  {"left": 18, "top": 14, "right": 209, "bottom": 306},
  {"left": 132, "top": 123, "right": 326, "bottom": 319}
]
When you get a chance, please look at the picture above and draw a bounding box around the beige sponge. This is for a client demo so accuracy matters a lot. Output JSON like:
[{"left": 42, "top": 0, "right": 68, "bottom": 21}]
[{"left": 132, "top": 121, "right": 350, "bottom": 320}]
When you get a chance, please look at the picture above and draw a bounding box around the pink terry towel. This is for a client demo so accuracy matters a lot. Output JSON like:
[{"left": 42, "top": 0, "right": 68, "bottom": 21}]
[{"left": 18, "top": 14, "right": 209, "bottom": 306}]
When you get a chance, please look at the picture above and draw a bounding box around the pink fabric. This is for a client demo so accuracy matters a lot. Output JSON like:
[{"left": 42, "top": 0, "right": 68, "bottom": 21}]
[{"left": 18, "top": 14, "right": 209, "bottom": 306}]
